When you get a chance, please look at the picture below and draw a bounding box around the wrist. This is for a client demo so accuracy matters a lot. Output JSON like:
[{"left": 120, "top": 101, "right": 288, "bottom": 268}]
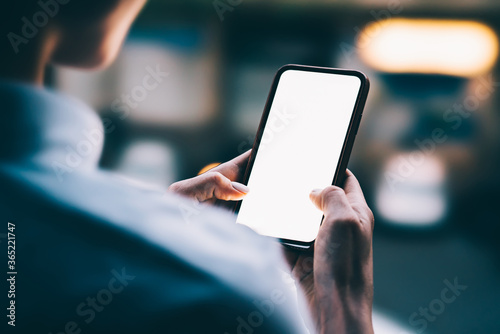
[{"left": 315, "top": 280, "right": 374, "bottom": 334}]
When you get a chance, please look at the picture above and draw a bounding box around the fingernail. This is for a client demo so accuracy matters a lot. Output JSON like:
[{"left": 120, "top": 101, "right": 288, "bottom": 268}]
[{"left": 232, "top": 182, "right": 250, "bottom": 194}]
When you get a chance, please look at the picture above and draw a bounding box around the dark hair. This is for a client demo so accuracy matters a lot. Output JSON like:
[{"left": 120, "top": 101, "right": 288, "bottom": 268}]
[
  {"left": 1, "top": 0, "right": 123, "bottom": 28},
  {"left": 1, "top": 0, "right": 122, "bottom": 56}
]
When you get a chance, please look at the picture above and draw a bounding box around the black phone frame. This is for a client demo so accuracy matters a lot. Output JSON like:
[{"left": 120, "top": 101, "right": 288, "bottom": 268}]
[{"left": 234, "top": 64, "right": 370, "bottom": 250}]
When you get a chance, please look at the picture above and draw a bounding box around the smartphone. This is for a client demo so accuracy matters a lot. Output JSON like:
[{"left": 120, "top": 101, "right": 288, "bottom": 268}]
[{"left": 235, "top": 64, "right": 369, "bottom": 249}]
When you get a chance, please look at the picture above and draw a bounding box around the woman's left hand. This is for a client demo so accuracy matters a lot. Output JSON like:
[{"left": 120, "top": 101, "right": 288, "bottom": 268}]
[{"left": 168, "top": 150, "right": 251, "bottom": 204}]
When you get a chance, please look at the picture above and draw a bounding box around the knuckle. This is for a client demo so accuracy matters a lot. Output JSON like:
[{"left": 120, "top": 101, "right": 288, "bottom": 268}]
[
  {"left": 167, "top": 182, "right": 181, "bottom": 193},
  {"left": 322, "top": 186, "right": 345, "bottom": 201},
  {"left": 358, "top": 204, "right": 375, "bottom": 228},
  {"left": 207, "top": 172, "right": 225, "bottom": 185},
  {"left": 367, "top": 207, "right": 374, "bottom": 222},
  {"left": 335, "top": 219, "right": 364, "bottom": 236},
  {"left": 325, "top": 210, "right": 362, "bottom": 231},
  {"left": 367, "top": 208, "right": 375, "bottom": 229},
  {"left": 338, "top": 214, "right": 361, "bottom": 227}
]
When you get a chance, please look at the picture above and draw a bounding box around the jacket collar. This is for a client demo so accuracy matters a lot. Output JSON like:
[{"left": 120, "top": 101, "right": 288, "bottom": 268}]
[{"left": 0, "top": 80, "right": 103, "bottom": 175}]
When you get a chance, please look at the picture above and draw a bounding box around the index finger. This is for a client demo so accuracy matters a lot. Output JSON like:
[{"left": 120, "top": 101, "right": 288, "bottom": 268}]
[
  {"left": 230, "top": 149, "right": 252, "bottom": 170},
  {"left": 211, "top": 150, "right": 251, "bottom": 181},
  {"left": 342, "top": 169, "right": 367, "bottom": 205},
  {"left": 343, "top": 169, "right": 374, "bottom": 228}
]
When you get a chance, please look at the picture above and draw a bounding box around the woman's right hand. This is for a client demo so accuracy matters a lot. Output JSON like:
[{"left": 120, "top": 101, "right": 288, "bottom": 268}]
[{"left": 284, "top": 170, "right": 375, "bottom": 334}]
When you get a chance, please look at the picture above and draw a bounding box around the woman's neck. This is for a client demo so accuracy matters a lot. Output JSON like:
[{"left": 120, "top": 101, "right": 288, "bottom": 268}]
[{"left": 0, "top": 28, "right": 58, "bottom": 86}]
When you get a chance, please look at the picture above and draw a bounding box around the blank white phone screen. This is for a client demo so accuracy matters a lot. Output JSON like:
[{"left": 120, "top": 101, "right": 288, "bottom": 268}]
[{"left": 236, "top": 69, "right": 361, "bottom": 243}]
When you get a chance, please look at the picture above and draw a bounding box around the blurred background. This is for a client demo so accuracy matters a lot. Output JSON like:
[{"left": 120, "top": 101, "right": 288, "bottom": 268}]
[{"left": 50, "top": 0, "right": 500, "bottom": 333}]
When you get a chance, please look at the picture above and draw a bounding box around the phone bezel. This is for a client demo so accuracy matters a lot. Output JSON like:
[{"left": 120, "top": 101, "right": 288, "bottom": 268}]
[{"left": 234, "top": 64, "right": 370, "bottom": 250}]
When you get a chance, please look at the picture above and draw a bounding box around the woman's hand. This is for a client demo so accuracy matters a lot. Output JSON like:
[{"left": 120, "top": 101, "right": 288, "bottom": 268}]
[
  {"left": 284, "top": 170, "right": 375, "bottom": 334},
  {"left": 168, "top": 150, "right": 251, "bottom": 204}
]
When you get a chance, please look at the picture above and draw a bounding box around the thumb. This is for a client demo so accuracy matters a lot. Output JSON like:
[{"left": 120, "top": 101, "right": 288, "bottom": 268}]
[
  {"left": 309, "top": 189, "right": 324, "bottom": 210},
  {"left": 309, "top": 186, "right": 349, "bottom": 216},
  {"left": 215, "top": 179, "right": 250, "bottom": 201}
]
